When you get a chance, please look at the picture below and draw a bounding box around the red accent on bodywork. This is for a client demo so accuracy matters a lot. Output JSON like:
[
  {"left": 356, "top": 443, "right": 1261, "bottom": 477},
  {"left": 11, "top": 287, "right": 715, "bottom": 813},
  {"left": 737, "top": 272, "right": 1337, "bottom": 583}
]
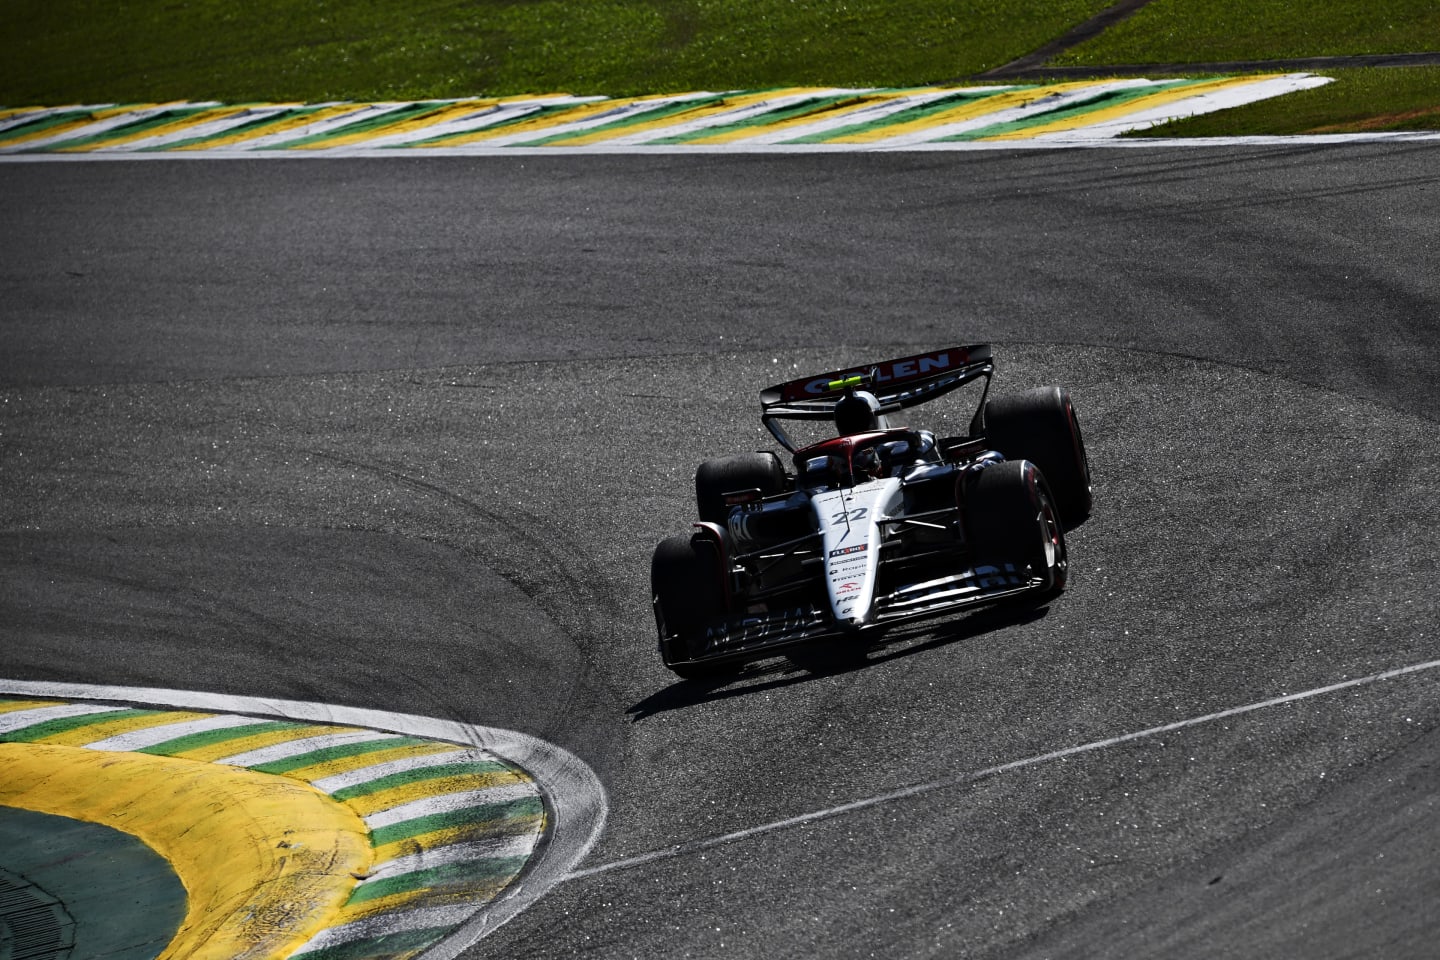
[
  {"left": 792, "top": 430, "right": 910, "bottom": 484},
  {"left": 793, "top": 430, "right": 893, "bottom": 462}
]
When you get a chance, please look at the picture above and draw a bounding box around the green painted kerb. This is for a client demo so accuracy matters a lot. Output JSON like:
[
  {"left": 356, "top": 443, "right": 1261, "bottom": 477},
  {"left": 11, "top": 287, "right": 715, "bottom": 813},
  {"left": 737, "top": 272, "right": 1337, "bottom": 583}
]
[
  {"left": 369, "top": 796, "right": 544, "bottom": 847},
  {"left": 248, "top": 736, "right": 437, "bottom": 776},
  {"left": 328, "top": 760, "right": 511, "bottom": 801}
]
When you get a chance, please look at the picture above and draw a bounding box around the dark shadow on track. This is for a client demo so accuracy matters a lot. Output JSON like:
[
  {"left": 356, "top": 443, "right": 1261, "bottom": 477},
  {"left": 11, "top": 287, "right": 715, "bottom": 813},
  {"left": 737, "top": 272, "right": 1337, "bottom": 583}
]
[{"left": 626, "top": 602, "right": 1053, "bottom": 721}]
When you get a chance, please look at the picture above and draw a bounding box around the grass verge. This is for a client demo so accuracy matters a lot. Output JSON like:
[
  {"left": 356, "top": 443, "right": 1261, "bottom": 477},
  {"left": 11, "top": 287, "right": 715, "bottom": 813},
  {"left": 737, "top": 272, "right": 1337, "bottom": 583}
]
[
  {"left": 1133, "top": 66, "right": 1440, "bottom": 136},
  {"left": 1, "top": 0, "right": 1437, "bottom": 136},
  {"left": 1053, "top": 0, "right": 1440, "bottom": 66},
  {"left": 0, "top": 0, "right": 1109, "bottom": 105}
]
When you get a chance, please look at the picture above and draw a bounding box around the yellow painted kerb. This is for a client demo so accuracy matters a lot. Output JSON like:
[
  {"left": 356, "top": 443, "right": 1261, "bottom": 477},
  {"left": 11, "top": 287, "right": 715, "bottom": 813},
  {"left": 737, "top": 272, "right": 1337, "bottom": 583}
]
[{"left": 0, "top": 741, "right": 371, "bottom": 960}]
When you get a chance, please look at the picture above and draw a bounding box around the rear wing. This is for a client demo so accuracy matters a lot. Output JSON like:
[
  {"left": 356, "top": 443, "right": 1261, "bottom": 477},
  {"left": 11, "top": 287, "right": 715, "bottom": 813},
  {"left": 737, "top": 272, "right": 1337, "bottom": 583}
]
[{"left": 760, "top": 344, "right": 994, "bottom": 451}]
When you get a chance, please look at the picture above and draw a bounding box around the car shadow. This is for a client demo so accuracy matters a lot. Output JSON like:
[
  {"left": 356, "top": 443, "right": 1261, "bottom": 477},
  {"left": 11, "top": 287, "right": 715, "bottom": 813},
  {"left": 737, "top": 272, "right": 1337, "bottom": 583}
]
[{"left": 625, "top": 601, "right": 1053, "bottom": 721}]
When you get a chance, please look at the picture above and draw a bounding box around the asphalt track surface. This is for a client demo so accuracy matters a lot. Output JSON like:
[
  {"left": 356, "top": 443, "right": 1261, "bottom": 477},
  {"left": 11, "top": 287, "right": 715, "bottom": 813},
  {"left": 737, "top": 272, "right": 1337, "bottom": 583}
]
[{"left": 2, "top": 142, "right": 1439, "bottom": 958}]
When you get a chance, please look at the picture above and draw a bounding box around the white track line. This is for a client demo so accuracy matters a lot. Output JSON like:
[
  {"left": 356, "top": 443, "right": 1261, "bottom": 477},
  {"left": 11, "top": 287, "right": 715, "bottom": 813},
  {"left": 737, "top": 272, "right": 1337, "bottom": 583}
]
[{"left": 566, "top": 655, "right": 1440, "bottom": 881}]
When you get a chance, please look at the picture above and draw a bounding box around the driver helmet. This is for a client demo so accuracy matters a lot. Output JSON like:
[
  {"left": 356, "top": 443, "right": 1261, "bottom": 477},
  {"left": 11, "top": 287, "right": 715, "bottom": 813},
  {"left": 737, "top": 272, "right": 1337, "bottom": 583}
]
[
  {"left": 834, "top": 390, "right": 881, "bottom": 435},
  {"left": 853, "top": 444, "right": 884, "bottom": 480}
]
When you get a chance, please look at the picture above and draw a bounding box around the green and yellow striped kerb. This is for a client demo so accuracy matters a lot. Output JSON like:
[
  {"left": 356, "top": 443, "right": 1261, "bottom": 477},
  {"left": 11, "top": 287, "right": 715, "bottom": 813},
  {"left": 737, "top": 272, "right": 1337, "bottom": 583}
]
[
  {"left": 0, "top": 76, "right": 1332, "bottom": 155},
  {"left": 0, "top": 696, "right": 547, "bottom": 960}
]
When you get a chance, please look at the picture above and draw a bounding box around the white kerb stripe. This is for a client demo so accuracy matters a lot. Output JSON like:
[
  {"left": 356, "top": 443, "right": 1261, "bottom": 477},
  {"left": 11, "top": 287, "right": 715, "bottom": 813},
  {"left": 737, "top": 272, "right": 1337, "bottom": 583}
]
[
  {"left": 94, "top": 106, "right": 301, "bottom": 152},
  {"left": 216, "top": 730, "right": 404, "bottom": 768},
  {"left": 224, "top": 103, "right": 404, "bottom": 150},
  {"left": 748, "top": 90, "right": 967, "bottom": 145},
  {"left": 1034, "top": 75, "right": 1336, "bottom": 142},
  {"left": 476, "top": 92, "right": 719, "bottom": 147},
  {"left": 85, "top": 712, "right": 263, "bottom": 751},
  {"left": 347, "top": 103, "right": 547, "bottom": 149},
  {"left": 363, "top": 782, "right": 539, "bottom": 830},
  {"left": 0, "top": 104, "right": 221, "bottom": 153},
  {"left": 0, "top": 106, "right": 115, "bottom": 136},
  {"left": 291, "top": 903, "right": 480, "bottom": 955},
  {"left": 362, "top": 834, "right": 540, "bottom": 883},
  {"left": 308, "top": 747, "right": 484, "bottom": 794},
  {"left": 883, "top": 81, "right": 1153, "bottom": 147},
  {"left": 0, "top": 703, "right": 123, "bottom": 734},
  {"left": 604, "top": 90, "right": 848, "bottom": 147}
]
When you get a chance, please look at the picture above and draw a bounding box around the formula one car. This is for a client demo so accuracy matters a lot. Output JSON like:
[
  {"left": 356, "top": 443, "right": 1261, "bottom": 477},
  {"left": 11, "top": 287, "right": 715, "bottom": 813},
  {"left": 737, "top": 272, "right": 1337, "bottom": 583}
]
[{"left": 650, "top": 344, "right": 1091, "bottom": 679}]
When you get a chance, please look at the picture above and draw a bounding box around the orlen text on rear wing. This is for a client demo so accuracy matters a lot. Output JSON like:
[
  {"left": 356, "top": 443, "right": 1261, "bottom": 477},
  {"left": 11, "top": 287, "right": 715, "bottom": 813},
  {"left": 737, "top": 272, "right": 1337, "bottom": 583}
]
[{"left": 760, "top": 345, "right": 994, "bottom": 451}]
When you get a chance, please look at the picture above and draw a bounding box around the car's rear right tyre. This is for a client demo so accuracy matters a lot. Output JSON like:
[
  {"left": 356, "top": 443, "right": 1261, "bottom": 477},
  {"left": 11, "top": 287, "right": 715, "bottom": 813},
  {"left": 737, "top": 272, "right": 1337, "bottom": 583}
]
[
  {"left": 651, "top": 533, "right": 740, "bottom": 680},
  {"left": 982, "top": 386, "right": 1091, "bottom": 528}
]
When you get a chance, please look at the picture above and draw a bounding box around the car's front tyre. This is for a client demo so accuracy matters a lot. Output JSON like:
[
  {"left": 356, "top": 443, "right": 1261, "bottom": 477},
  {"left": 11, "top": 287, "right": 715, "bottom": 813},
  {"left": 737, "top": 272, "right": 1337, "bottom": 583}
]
[
  {"left": 651, "top": 532, "right": 741, "bottom": 680},
  {"left": 963, "top": 459, "right": 1067, "bottom": 598}
]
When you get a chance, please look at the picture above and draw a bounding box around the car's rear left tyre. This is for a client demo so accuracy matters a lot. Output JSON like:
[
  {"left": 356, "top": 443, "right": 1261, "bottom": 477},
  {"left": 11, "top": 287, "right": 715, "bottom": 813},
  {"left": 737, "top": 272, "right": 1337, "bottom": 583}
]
[
  {"left": 651, "top": 533, "right": 741, "bottom": 680},
  {"left": 695, "top": 452, "right": 787, "bottom": 526},
  {"left": 982, "top": 386, "right": 1091, "bottom": 528},
  {"left": 963, "top": 459, "right": 1067, "bottom": 597}
]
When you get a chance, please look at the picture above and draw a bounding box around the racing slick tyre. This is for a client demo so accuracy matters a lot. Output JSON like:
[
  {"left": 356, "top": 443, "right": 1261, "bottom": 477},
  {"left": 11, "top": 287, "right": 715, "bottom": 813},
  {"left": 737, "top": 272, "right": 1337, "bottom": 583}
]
[
  {"left": 963, "top": 460, "right": 1067, "bottom": 598},
  {"left": 982, "top": 386, "right": 1092, "bottom": 528},
  {"left": 651, "top": 533, "right": 741, "bottom": 681},
  {"left": 695, "top": 452, "right": 788, "bottom": 525}
]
